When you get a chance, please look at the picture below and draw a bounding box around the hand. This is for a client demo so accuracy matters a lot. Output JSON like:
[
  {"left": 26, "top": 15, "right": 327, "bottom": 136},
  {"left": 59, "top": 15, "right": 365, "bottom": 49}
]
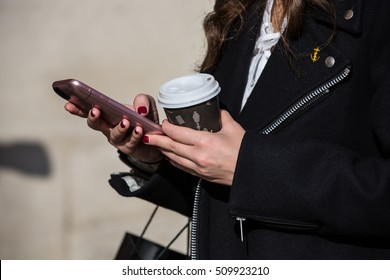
[
  {"left": 143, "top": 110, "right": 245, "bottom": 185},
  {"left": 64, "top": 94, "right": 163, "bottom": 163}
]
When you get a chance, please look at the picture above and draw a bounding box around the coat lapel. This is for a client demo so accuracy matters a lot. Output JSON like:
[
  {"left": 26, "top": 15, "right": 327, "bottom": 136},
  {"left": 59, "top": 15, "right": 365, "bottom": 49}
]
[{"left": 216, "top": 0, "right": 361, "bottom": 132}]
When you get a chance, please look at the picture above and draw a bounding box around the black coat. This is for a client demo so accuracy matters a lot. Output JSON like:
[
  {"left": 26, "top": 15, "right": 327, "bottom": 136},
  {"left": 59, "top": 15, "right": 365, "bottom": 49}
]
[{"left": 111, "top": 0, "right": 390, "bottom": 259}]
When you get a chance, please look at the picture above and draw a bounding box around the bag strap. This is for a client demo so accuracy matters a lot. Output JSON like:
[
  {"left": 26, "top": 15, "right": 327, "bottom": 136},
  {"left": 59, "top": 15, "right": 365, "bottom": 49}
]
[
  {"left": 155, "top": 220, "right": 189, "bottom": 260},
  {"left": 132, "top": 205, "right": 189, "bottom": 259}
]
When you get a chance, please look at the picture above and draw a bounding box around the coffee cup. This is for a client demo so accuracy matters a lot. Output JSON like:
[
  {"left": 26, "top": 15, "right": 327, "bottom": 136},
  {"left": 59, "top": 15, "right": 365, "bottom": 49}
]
[{"left": 158, "top": 73, "right": 221, "bottom": 132}]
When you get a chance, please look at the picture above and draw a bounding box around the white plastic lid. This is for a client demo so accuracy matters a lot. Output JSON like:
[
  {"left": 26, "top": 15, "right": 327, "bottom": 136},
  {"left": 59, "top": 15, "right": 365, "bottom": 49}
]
[{"left": 158, "top": 73, "right": 221, "bottom": 109}]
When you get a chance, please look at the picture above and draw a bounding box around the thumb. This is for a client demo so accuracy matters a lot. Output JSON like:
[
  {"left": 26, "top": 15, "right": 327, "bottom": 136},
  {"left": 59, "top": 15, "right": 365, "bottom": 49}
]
[
  {"left": 220, "top": 109, "right": 234, "bottom": 124},
  {"left": 220, "top": 109, "right": 245, "bottom": 134}
]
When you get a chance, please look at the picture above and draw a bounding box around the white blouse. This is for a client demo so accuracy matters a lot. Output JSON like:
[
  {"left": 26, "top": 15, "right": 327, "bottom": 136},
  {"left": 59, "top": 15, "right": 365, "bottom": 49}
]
[{"left": 241, "top": 0, "right": 287, "bottom": 110}]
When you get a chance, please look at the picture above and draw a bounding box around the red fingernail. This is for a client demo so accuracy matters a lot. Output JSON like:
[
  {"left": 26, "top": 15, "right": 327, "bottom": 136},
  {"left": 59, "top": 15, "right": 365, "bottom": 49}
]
[
  {"left": 143, "top": 136, "right": 150, "bottom": 144},
  {"left": 90, "top": 109, "right": 95, "bottom": 117},
  {"left": 134, "top": 127, "right": 140, "bottom": 135},
  {"left": 120, "top": 121, "right": 126, "bottom": 128},
  {"left": 137, "top": 106, "right": 147, "bottom": 115}
]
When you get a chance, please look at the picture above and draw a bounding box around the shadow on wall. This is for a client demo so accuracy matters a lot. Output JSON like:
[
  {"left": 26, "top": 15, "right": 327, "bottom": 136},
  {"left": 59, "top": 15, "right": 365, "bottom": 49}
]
[{"left": 0, "top": 142, "right": 51, "bottom": 177}]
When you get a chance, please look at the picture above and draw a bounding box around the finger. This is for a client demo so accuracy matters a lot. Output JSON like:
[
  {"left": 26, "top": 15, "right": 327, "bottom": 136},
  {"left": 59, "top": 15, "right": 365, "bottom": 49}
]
[
  {"left": 109, "top": 118, "right": 132, "bottom": 145},
  {"left": 125, "top": 124, "right": 144, "bottom": 147},
  {"left": 164, "top": 155, "right": 199, "bottom": 177},
  {"left": 163, "top": 152, "right": 219, "bottom": 183},
  {"left": 162, "top": 149, "right": 196, "bottom": 168},
  {"left": 143, "top": 131, "right": 195, "bottom": 166},
  {"left": 132, "top": 126, "right": 144, "bottom": 146},
  {"left": 87, "top": 108, "right": 111, "bottom": 136},
  {"left": 64, "top": 102, "right": 88, "bottom": 118},
  {"left": 134, "top": 94, "right": 159, "bottom": 123},
  {"left": 160, "top": 120, "right": 199, "bottom": 145},
  {"left": 119, "top": 125, "right": 145, "bottom": 155},
  {"left": 134, "top": 94, "right": 151, "bottom": 115},
  {"left": 147, "top": 95, "right": 159, "bottom": 123},
  {"left": 220, "top": 109, "right": 232, "bottom": 124},
  {"left": 219, "top": 110, "right": 235, "bottom": 130}
]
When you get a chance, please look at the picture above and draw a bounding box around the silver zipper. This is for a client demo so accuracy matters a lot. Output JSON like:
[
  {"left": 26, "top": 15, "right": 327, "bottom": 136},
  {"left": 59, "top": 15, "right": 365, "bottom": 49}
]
[
  {"left": 261, "top": 67, "right": 351, "bottom": 135},
  {"left": 190, "top": 178, "right": 202, "bottom": 260},
  {"left": 233, "top": 67, "right": 351, "bottom": 242},
  {"left": 236, "top": 217, "right": 247, "bottom": 242}
]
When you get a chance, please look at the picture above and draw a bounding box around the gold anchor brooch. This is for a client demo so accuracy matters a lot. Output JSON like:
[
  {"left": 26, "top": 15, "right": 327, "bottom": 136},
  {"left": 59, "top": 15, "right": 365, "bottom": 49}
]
[{"left": 310, "top": 47, "right": 321, "bottom": 62}]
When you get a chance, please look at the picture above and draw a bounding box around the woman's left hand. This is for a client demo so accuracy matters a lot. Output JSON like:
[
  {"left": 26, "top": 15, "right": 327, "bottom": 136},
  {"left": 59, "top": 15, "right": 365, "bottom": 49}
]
[{"left": 143, "top": 110, "right": 245, "bottom": 186}]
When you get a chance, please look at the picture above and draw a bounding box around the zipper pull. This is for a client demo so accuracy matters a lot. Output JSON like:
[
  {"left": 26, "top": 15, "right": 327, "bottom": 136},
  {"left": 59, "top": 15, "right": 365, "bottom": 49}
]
[{"left": 236, "top": 217, "right": 246, "bottom": 242}]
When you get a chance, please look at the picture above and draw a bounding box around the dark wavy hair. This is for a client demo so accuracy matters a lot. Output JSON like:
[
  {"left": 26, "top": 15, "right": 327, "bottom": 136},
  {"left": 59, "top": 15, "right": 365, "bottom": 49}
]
[{"left": 199, "top": 0, "right": 335, "bottom": 72}]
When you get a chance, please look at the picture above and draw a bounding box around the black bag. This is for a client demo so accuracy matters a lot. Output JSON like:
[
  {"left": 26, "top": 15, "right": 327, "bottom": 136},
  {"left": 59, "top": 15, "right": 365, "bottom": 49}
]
[{"left": 114, "top": 206, "right": 189, "bottom": 260}]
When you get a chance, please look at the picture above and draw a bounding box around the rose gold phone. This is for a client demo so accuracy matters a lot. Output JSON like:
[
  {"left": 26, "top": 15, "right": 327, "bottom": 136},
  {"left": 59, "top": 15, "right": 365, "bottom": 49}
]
[{"left": 52, "top": 79, "right": 163, "bottom": 134}]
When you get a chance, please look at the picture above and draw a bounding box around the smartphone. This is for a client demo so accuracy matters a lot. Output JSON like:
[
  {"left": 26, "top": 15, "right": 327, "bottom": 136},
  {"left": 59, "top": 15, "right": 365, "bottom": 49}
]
[{"left": 52, "top": 79, "right": 163, "bottom": 135}]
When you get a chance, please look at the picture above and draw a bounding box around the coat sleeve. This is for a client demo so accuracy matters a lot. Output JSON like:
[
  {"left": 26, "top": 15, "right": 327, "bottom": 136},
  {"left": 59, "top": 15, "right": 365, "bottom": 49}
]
[
  {"left": 229, "top": 132, "right": 390, "bottom": 240},
  {"left": 109, "top": 160, "right": 195, "bottom": 217}
]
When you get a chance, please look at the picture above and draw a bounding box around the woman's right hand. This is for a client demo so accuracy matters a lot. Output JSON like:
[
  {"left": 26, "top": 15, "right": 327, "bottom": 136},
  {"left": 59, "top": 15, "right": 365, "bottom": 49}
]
[{"left": 64, "top": 94, "right": 164, "bottom": 164}]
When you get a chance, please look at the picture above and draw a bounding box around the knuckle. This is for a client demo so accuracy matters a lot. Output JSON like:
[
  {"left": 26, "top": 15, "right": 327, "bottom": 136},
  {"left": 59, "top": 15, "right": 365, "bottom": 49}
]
[
  {"left": 168, "top": 141, "right": 177, "bottom": 154},
  {"left": 108, "top": 130, "right": 119, "bottom": 144},
  {"left": 86, "top": 118, "right": 95, "bottom": 128},
  {"left": 167, "top": 127, "right": 180, "bottom": 140},
  {"left": 107, "top": 137, "right": 116, "bottom": 146},
  {"left": 195, "top": 153, "right": 210, "bottom": 168},
  {"left": 197, "top": 135, "right": 212, "bottom": 148}
]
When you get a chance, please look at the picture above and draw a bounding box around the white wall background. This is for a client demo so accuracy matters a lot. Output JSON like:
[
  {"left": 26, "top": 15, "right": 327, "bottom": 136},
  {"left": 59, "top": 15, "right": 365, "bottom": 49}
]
[{"left": 0, "top": 0, "right": 213, "bottom": 259}]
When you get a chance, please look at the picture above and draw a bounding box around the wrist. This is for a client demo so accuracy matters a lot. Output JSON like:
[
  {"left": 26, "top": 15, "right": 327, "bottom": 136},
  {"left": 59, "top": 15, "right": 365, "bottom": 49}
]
[{"left": 117, "top": 150, "right": 163, "bottom": 178}]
